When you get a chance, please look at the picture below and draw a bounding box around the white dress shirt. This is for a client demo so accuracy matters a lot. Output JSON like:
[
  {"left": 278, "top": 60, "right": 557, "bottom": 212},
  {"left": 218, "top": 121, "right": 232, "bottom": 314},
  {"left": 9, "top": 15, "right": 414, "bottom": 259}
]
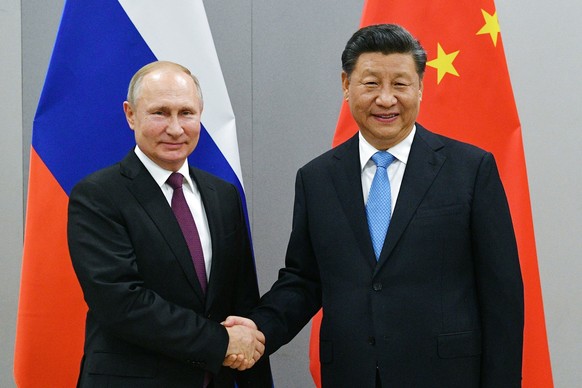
[
  {"left": 359, "top": 125, "right": 416, "bottom": 213},
  {"left": 135, "top": 146, "right": 212, "bottom": 279}
]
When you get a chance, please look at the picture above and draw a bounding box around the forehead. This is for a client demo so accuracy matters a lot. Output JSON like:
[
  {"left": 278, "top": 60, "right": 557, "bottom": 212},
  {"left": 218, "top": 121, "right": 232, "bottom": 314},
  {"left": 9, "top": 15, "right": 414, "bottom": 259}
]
[
  {"left": 142, "top": 69, "right": 193, "bottom": 92},
  {"left": 138, "top": 70, "right": 199, "bottom": 104},
  {"left": 353, "top": 52, "right": 417, "bottom": 77}
]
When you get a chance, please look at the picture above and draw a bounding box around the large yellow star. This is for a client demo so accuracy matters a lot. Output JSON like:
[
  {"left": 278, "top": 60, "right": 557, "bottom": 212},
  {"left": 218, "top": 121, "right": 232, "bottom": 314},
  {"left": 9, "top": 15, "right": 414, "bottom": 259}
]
[
  {"left": 426, "top": 43, "right": 460, "bottom": 84},
  {"left": 477, "top": 9, "right": 500, "bottom": 46}
]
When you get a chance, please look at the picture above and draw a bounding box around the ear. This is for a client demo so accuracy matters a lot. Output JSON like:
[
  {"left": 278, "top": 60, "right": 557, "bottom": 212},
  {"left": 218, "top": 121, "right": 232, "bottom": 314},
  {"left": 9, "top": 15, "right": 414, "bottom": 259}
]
[
  {"left": 418, "top": 80, "right": 424, "bottom": 101},
  {"left": 341, "top": 71, "right": 350, "bottom": 101},
  {"left": 123, "top": 101, "right": 136, "bottom": 130}
]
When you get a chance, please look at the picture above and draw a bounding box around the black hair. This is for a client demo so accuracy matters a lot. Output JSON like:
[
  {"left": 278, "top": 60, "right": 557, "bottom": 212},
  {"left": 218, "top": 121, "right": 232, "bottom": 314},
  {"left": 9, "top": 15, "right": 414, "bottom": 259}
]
[{"left": 341, "top": 24, "right": 427, "bottom": 80}]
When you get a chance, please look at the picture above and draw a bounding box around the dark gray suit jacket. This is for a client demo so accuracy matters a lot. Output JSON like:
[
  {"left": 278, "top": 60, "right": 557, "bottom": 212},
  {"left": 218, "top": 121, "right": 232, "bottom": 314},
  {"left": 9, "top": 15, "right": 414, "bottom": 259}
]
[
  {"left": 68, "top": 150, "right": 271, "bottom": 387},
  {"left": 252, "top": 124, "right": 523, "bottom": 387}
]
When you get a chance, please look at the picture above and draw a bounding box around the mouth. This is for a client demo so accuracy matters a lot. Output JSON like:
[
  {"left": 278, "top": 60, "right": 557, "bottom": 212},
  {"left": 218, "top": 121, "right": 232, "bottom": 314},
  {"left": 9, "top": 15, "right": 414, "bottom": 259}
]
[
  {"left": 161, "top": 142, "right": 185, "bottom": 149},
  {"left": 373, "top": 113, "right": 399, "bottom": 121}
]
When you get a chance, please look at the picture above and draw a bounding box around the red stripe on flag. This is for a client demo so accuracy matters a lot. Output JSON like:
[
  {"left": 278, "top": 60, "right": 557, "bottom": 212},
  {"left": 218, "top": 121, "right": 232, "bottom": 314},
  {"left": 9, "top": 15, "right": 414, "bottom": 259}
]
[{"left": 14, "top": 147, "right": 86, "bottom": 387}]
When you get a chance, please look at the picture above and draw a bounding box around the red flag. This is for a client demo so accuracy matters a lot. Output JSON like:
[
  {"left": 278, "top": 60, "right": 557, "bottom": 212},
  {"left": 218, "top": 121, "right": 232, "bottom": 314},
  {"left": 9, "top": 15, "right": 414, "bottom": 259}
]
[
  {"left": 14, "top": 149, "right": 86, "bottom": 387},
  {"left": 309, "top": 1, "right": 553, "bottom": 386}
]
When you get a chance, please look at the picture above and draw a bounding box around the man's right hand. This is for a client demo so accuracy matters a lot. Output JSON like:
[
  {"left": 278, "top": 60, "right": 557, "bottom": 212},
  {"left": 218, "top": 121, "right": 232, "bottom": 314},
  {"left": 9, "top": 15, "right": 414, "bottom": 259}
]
[{"left": 223, "top": 318, "right": 264, "bottom": 371}]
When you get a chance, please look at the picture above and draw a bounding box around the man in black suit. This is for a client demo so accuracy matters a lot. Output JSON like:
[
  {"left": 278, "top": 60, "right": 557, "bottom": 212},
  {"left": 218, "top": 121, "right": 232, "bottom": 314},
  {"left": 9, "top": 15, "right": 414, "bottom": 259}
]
[
  {"left": 68, "top": 61, "right": 271, "bottom": 387},
  {"left": 225, "top": 24, "right": 524, "bottom": 387}
]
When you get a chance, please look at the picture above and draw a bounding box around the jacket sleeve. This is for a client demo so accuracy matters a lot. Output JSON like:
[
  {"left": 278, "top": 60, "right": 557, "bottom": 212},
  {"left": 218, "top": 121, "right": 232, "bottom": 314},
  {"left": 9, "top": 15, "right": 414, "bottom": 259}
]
[
  {"left": 250, "top": 168, "right": 323, "bottom": 355},
  {"left": 471, "top": 152, "right": 524, "bottom": 386},
  {"left": 227, "top": 183, "right": 273, "bottom": 387}
]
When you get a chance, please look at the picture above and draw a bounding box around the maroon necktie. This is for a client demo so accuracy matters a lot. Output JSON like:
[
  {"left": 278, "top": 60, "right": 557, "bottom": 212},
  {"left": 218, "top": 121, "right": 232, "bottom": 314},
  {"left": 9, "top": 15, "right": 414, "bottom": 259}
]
[{"left": 167, "top": 172, "right": 207, "bottom": 293}]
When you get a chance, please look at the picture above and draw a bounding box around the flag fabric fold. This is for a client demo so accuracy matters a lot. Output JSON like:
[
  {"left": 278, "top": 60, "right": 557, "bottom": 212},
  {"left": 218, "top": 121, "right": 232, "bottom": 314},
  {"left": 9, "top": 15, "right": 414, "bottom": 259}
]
[
  {"left": 15, "top": 1, "right": 247, "bottom": 386},
  {"left": 309, "top": 1, "right": 553, "bottom": 387}
]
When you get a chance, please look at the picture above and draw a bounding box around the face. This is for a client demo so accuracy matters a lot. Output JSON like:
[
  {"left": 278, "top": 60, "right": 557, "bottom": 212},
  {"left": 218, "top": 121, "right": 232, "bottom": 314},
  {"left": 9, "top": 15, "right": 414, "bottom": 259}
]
[
  {"left": 342, "top": 52, "right": 423, "bottom": 150},
  {"left": 123, "top": 67, "right": 202, "bottom": 171}
]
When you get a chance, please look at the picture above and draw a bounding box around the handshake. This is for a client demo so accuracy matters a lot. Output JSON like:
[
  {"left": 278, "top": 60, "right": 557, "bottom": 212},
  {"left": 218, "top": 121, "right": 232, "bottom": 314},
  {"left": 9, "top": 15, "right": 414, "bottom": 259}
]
[{"left": 222, "top": 316, "right": 265, "bottom": 371}]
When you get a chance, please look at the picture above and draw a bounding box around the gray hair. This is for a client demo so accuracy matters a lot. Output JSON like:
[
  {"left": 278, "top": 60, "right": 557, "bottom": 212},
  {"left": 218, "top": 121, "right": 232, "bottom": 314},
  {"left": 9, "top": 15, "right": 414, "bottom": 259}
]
[{"left": 126, "top": 61, "right": 203, "bottom": 107}]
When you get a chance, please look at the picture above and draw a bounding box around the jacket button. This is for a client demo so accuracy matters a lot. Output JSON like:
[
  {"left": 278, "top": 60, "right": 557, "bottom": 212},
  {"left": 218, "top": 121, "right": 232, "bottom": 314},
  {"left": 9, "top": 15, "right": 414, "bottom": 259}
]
[
  {"left": 368, "top": 336, "right": 376, "bottom": 345},
  {"left": 373, "top": 282, "right": 382, "bottom": 291}
]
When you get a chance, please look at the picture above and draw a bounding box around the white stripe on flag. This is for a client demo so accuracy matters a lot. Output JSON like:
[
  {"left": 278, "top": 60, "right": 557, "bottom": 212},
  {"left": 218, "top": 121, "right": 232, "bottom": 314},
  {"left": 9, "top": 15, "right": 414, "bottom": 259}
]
[{"left": 119, "top": 0, "right": 243, "bottom": 186}]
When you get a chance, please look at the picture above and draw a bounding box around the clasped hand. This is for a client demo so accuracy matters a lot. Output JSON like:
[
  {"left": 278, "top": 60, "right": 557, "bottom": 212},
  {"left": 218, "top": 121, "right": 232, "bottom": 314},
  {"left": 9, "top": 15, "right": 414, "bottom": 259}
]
[{"left": 222, "top": 316, "right": 264, "bottom": 371}]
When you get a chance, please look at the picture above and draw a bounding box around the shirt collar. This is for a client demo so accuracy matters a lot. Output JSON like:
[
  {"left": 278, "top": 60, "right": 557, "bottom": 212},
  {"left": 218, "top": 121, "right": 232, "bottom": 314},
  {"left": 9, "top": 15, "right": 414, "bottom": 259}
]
[
  {"left": 359, "top": 125, "right": 416, "bottom": 171},
  {"left": 134, "top": 146, "right": 193, "bottom": 189}
]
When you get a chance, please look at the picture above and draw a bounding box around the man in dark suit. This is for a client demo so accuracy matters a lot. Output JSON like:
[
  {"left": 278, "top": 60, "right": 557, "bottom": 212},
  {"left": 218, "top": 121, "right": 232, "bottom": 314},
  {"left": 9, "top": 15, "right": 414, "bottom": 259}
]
[
  {"left": 68, "top": 61, "right": 271, "bottom": 387},
  {"left": 225, "top": 24, "right": 524, "bottom": 387}
]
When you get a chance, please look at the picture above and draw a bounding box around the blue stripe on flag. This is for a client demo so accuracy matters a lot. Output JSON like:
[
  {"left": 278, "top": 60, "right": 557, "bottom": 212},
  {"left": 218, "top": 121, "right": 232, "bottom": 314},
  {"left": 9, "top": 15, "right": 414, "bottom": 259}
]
[
  {"left": 32, "top": 0, "right": 156, "bottom": 194},
  {"left": 192, "top": 124, "right": 249, "bottom": 218},
  {"left": 33, "top": 0, "right": 245, "bottom": 201}
]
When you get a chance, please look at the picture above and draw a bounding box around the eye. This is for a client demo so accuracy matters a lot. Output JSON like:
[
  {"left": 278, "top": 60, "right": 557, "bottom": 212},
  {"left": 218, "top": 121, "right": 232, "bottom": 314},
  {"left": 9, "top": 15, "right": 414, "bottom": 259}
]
[
  {"left": 363, "top": 81, "right": 379, "bottom": 88},
  {"left": 392, "top": 84, "right": 405, "bottom": 91},
  {"left": 394, "top": 81, "right": 412, "bottom": 89},
  {"left": 181, "top": 110, "right": 196, "bottom": 117}
]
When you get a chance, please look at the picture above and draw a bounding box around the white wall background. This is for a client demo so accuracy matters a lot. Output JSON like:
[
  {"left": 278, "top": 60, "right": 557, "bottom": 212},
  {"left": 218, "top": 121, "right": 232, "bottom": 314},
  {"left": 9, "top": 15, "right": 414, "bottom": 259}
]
[
  {"left": 1, "top": 1, "right": 23, "bottom": 387},
  {"left": 2, "top": 0, "right": 581, "bottom": 386}
]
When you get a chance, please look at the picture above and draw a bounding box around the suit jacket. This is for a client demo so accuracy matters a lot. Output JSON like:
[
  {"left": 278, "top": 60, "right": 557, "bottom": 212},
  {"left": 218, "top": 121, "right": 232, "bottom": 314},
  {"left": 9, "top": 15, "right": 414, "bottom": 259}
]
[
  {"left": 251, "top": 124, "right": 524, "bottom": 387},
  {"left": 68, "top": 150, "right": 271, "bottom": 387}
]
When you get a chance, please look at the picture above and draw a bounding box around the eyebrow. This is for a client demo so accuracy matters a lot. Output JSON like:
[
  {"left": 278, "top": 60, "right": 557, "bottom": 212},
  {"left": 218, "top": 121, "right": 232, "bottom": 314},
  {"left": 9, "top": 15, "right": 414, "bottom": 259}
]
[{"left": 148, "top": 104, "right": 198, "bottom": 111}]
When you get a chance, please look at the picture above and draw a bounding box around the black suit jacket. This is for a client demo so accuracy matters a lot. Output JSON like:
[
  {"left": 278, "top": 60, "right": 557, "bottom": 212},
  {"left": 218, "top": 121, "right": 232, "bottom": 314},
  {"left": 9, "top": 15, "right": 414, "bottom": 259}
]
[
  {"left": 251, "top": 124, "right": 523, "bottom": 387},
  {"left": 68, "top": 150, "right": 271, "bottom": 387}
]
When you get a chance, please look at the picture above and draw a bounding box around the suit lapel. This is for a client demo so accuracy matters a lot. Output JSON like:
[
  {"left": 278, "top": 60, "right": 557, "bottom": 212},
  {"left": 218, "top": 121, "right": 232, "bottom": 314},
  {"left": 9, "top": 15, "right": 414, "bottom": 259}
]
[
  {"left": 120, "top": 152, "right": 205, "bottom": 303},
  {"left": 375, "top": 125, "right": 446, "bottom": 272},
  {"left": 330, "top": 135, "right": 377, "bottom": 268}
]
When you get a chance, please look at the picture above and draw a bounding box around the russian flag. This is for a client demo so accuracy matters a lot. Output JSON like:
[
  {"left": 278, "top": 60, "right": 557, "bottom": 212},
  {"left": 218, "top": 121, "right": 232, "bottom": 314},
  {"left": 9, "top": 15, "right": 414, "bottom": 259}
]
[{"left": 14, "top": 1, "right": 248, "bottom": 386}]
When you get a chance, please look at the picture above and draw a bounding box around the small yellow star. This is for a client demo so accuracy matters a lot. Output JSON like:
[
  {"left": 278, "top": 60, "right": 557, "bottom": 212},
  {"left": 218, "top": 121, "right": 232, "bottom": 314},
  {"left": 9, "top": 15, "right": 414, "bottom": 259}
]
[
  {"left": 477, "top": 9, "right": 500, "bottom": 46},
  {"left": 426, "top": 43, "right": 460, "bottom": 84}
]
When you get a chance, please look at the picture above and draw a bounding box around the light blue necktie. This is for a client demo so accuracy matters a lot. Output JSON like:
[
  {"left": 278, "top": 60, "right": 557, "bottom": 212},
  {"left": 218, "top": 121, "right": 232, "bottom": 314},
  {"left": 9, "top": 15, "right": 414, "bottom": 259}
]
[{"left": 366, "top": 151, "right": 395, "bottom": 260}]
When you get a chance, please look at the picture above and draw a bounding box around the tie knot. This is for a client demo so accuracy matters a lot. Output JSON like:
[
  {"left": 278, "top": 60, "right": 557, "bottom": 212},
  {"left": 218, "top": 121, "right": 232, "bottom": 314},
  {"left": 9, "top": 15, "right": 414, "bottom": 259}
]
[
  {"left": 167, "top": 172, "right": 184, "bottom": 190},
  {"left": 371, "top": 151, "right": 395, "bottom": 169}
]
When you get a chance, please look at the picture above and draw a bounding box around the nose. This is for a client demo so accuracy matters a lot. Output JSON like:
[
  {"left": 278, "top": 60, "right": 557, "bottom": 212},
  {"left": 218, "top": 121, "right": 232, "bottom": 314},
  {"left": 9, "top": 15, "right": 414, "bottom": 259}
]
[
  {"left": 166, "top": 115, "right": 184, "bottom": 137},
  {"left": 375, "top": 85, "right": 397, "bottom": 107}
]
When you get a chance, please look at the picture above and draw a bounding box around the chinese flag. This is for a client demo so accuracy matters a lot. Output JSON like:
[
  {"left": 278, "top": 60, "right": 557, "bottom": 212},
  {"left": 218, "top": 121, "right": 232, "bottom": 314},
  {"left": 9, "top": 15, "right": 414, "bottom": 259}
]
[{"left": 309, "top": 0, "right": 553, "bottom": 387}]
